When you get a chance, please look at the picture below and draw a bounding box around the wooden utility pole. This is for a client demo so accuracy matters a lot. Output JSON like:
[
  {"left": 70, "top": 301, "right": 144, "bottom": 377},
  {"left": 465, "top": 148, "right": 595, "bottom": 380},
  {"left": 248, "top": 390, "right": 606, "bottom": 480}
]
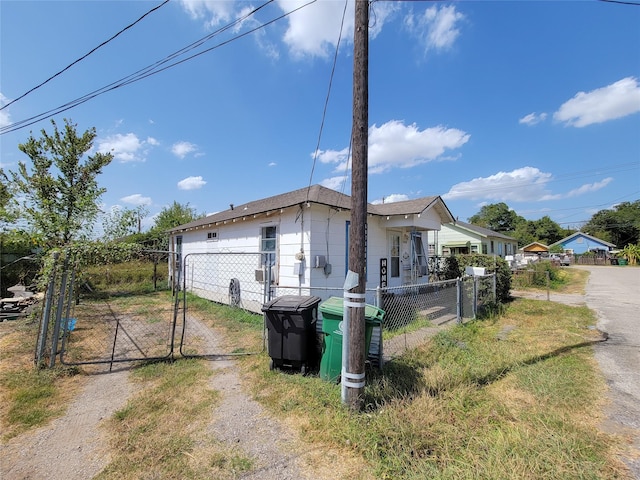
[{"left": 345, "top": 0, "right": 369, "bottom": 410}]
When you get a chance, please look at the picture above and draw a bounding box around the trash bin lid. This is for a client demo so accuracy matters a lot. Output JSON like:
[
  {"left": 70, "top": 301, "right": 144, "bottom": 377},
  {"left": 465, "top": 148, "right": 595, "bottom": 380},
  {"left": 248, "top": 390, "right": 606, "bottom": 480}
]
[
  {"left": 319, "top": 296, "right": 385, "bottom": 323},
  {"left": 262, "top": 295, "right": 321, "bottom": 313}
]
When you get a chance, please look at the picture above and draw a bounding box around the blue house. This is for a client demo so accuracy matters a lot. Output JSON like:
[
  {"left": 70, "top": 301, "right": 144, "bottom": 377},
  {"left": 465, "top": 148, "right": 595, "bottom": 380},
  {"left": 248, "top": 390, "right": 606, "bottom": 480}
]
[{"left": 549, "top": 232, "right": 615, "bottom": 255}]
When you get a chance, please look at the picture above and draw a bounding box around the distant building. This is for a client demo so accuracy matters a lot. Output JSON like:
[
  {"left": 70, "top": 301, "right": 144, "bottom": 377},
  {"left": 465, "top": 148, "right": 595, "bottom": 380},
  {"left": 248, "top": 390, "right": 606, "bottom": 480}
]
[
  {"left": 435, "top": 221, "right": 518, "bottom": 258},
  {"left": 549, "top": 232, "right": 615, "bottom": 255}
]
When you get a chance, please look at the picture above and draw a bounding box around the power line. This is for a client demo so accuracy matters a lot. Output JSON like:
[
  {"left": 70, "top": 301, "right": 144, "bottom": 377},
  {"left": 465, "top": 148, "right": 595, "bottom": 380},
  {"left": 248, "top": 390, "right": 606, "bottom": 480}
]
[
  {"left": 0, "top": 0, "right": 170, "bottom": 112},
  {"left": 1, "top": 0, "right": 317, "bottom": 135},
  {"left": 598, "top": 0, "right": 640, "bottom": 6},
  {"left": 306, "top": 0, "right": 350, "bottom": 202}
]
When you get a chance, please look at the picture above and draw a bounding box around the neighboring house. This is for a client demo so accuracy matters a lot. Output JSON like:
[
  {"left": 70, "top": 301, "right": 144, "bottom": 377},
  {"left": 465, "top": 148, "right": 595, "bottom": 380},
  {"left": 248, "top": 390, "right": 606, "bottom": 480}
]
[
  {"left": 520, "top": 242, "right": 549, "bottom": 257},
  {"left": 169, "top": 185, "right": 455, "bottom": 312},
  {"left": 549, "top": 232, "right": 615, "bottom": 255},
  {"left": 435, "top": 221, "right": 518, "bottom": 258}
]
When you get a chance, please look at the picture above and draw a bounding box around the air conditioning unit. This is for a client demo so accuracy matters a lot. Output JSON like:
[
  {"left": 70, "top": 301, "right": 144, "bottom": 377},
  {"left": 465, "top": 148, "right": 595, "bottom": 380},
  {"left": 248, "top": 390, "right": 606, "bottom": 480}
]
[{"left": 255, "top": 267, "right": 276, "bottom": 283}]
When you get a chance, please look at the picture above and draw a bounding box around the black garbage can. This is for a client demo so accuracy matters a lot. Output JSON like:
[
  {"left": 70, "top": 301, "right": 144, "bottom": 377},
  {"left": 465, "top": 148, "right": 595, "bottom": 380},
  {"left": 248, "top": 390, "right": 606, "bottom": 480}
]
[{"left": 262, "top": 295, "right": 321, "bottom": 375}]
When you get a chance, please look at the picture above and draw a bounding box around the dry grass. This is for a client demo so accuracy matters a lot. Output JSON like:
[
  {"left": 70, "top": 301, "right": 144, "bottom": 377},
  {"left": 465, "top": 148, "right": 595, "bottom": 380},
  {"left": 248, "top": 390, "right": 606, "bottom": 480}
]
[{"left": 0, "top": 317, "right": 85, "bottom": 440}]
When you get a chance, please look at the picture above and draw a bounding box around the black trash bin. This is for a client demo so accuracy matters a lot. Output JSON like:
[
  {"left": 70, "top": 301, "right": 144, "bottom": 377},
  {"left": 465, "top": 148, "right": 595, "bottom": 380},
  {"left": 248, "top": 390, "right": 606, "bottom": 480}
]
[{"left": 262, "top": 295, "right": 321, "bottom": 375}]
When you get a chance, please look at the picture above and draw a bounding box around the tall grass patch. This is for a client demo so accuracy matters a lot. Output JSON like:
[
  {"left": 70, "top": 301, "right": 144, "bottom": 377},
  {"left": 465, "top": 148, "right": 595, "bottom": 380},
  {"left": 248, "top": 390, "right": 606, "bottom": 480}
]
[
  {"left": 244, "top": 298, "right": 626, "bottom": 479},
  {"left": 0, "top": 317, "right": 83, "bottom": 440}
]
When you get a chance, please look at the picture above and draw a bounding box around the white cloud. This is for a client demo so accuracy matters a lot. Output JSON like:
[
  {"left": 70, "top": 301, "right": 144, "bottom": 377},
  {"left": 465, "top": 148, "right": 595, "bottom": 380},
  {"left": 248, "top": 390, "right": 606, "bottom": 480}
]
[
  {"left": 317, "top": 120, "right": 469, "bottom": 175},
  {"left": 519, "top": 112, "right": 547, "bottom": 126},
  {"left": 554, "top": 77, "right": 640, "bottom": 127},
  {"left": 177, "top": 0, "right": 234, "bottom": 27},
  {"left": 268, "top": 162, "right": 277, "bottom": 167},
  {"left": 277, "top": 0, "right": 355, "bottom": 58},
  {"left": 540, "top": 177, "right": 613, "bottom": 201},
  {"left": 443, "top": 167, "right": 614, "bottom": 203},
  {"left": 372, "top": 194, "right": 410, "bottom": 204},
  {"left": 121, "top": 194, "right": 152, "bottom": 206},
  {"left": 96, "top": 133, "right": 156, "bottom": 163},
  {"left": 0, "top": 92, "right": 12, "bottom": 128},
  {"left": 405, "top": 4, "right": 465, "bottom": 54},
  {"left": 320, "top": 176, "right": 349, "bottom": 191},
  {"left": 146, "top": 136, "right": 159, "bottom": 146},
  {"left": 178, "top": 175, "right": 207, "bottom": 190},
  {"left": 444, "top": 167, "right": 553, "bottom": 202},
  {"left": 172, "top": 141, "right": 198, "bottom": 159}
]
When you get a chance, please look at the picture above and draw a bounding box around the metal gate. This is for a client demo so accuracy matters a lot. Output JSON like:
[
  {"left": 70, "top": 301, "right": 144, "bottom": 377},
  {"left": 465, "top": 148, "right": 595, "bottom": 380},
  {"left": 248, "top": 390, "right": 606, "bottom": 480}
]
[
  {"left": 179, "top": 252, "right": 267, "bottom": 357},
  {"left": 38, "top": 251, "right": 267, "bottom": 369}
]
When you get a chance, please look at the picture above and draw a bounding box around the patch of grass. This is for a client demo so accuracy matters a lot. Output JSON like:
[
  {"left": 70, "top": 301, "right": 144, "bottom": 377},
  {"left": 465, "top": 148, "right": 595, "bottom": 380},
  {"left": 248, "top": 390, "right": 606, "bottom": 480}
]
[
  {"left": 0, "top": 317, "right": 84, "bottom": 440},
  {"left": 0, "top": 365, "right": 81, "bottom": 439},
  {"left": 97, "top": 358, "right": 253, "bottom": 480},
  {"left": 242, "top": 298, "right": 628, "bottom": 479}
]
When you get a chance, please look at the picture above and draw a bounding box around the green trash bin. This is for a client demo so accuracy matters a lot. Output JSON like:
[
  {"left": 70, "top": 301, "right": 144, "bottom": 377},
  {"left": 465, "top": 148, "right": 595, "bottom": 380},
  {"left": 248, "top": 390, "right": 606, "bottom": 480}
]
[
  {"left": 618, "top": 259, "right": 628, "bottom": 266},
  {"left": 318, "top": 296, "right": 384, "bottom": 383}
]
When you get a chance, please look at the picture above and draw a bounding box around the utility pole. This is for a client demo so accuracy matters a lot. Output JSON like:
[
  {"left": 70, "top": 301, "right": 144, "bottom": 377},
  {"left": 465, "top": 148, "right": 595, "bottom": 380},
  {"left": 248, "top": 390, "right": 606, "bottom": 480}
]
[{"left": 344, "top": 0, "right": 368, "bottom": 410}]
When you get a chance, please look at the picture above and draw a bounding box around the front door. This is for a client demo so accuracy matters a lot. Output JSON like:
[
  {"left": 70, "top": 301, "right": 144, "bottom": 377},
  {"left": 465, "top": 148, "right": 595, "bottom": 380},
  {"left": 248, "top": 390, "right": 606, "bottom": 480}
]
[{"left": 388, "top": 231, "right": 402, "bottom": 287}]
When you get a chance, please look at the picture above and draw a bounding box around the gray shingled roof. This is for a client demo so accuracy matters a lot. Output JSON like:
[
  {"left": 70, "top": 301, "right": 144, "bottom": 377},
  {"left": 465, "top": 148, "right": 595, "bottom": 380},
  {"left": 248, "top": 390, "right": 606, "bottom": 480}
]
[
  {"left": 452, "top": 220, "right": 517, "bottom": 241},
  {"left": 170, "top": 184, "right": 454, "bottom": 232}
]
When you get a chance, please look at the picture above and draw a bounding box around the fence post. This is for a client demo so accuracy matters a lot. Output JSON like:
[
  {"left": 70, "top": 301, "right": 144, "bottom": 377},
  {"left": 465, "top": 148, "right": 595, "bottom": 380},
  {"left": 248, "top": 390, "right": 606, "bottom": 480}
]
[
  {"left": 59, "top": 262, "right": 77, "bottom": 361},
  {"left": 49, "top": 255, "right": 70, "bottom": 368},
  {"left": 35, "top": 252, "right": 59, "bottom": 366},
  {"left": 492, "top": 273, "right": 497, "bottom": 303},
  {"left": 473, "top": 276, "right": 478, "bottom": 319},
  {"left": 456, "top": 277, "right": 462, "bottom": 324},
  {"left": 376, "top": 286, "right": 382, "bottom": 308},
  {"left": 546, "top": 271, "right": 550, "bottom": 301}
]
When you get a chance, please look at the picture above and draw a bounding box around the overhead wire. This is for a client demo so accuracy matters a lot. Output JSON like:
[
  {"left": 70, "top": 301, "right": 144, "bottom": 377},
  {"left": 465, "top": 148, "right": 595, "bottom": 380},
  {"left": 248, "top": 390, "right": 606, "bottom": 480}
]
[
  {"left": 306, "top": 0, "right": 350, "bottom": 203},
  {"left": 1, "top": 0, "right": 318, "bottom": 135},
  {"left": 0, "top": 0, "right": 170, "bottom": 112}
]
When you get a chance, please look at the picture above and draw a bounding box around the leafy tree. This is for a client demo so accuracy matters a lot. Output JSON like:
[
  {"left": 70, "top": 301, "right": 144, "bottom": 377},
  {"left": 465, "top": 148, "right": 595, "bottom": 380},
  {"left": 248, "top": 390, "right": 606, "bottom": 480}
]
[
  {"left": 530, "top": 216, "right": 565, "bottom": 246},
  {"left": 468, "top": 203, "right": 521, "bottom": 233},
  {"left": 10, "top": 119, "right": 113, "bottom": 250},
  {"left": 102, "top": 205, "right": 149, "bottom": 241},
  {"left": 583, "top": 200, "right": 640, "bottom": 247},
  {"left": 152, "top": 201, "right": 201, "bottom": 232},
  {"left": 139, "top": 201, "right": 203, "bottom": 249}
]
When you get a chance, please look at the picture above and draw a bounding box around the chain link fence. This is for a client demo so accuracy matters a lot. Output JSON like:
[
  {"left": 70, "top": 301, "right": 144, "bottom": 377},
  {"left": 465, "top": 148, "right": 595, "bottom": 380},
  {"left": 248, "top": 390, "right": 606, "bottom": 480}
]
[
  {"left": 34, "top": 251, "right": 179, "bottom": 371},
  {"left": 377, "top": 275, "right": 496, "bottom": 361},
  {"left": 34, "top": 248, "right": 498, "bottom": 370}
]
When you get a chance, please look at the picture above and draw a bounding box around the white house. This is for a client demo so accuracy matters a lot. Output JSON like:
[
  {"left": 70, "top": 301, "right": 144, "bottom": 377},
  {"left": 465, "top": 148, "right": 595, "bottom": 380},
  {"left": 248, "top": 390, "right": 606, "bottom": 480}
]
[
  {"left": 169, "top": 185, "right": 455, "bottom": 312},
  {"left": 435, "top": 221, "right": 518, "bottom": 258}
]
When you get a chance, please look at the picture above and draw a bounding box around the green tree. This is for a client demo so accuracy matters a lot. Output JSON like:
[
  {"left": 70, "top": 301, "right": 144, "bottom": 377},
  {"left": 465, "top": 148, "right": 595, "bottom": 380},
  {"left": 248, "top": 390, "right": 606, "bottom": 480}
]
[
  {"left": 141, "top": 201, "right": 202, "bottom": 249},
  {"left": 530, "top": 215, "right": 565, "bottom": 245},
  {"left": 11, "top": 119, "right": 113, "bottom": 249},
  {"left": 102, "top": 205, "right": 149, "bottom": 241},
  {"left": 152, "top": 201, "right": 201, "bottom": 232},
  {"left": 468, "top": 202, "right": 521, "bottom": 233},
  {"left": 583, "top": 200, "right": 640, "bottom": 247},
  {"left": 0, "top": 169, "right": 16, "bottom": 224}
]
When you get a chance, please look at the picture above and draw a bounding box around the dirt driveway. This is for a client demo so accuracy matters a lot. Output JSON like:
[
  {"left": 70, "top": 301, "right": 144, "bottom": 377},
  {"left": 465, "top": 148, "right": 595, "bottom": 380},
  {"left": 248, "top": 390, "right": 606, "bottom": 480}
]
[{"left": 582, "top": 265, "right": 640, "bottom": 478}]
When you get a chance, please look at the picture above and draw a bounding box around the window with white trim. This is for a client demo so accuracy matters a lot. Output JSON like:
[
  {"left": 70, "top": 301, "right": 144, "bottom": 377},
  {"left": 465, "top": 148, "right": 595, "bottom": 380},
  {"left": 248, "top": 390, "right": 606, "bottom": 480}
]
[{"left": 260, "top": 225, "right": 277, "bottom": 266}]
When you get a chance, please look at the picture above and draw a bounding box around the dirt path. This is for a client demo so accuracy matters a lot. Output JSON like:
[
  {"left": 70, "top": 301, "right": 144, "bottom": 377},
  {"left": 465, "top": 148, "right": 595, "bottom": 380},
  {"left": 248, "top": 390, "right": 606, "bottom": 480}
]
[
  {"left": 0, "top": 366, "right": 135, "bottom": 480},
  {"left": 1, "top": 315, "right": 334, "bottom": 480}
]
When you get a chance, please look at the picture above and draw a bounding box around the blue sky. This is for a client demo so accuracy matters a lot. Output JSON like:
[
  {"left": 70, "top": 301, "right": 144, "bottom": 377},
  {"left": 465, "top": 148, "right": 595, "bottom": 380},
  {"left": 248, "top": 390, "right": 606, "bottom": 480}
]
[{"left": 1, "top": 0, "right": 639, "bottom": 233}]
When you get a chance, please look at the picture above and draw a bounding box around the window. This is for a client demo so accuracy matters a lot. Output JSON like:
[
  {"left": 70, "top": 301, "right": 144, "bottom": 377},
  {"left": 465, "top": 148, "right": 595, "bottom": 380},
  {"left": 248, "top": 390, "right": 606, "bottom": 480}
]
[
  {"left": 471, "top": 245, "right": 478, "bottom": 253},
  {"left": 260, "top": 226, "right": 277, "bottom": 266},
  {"left": 207, "top": 231, "right": 218, "bottom": 241},
  {"left": 390, "top": 233, "right": 400, "bottom": 278},
  {"left": 490, "top": 241, "right": 495, "bottom": 254},
  {"left": 482, "top": 244, "right": 488, "bottom": 255},
  {"left": 428, "top": 243, "right": 435, "bottom": 255}
]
